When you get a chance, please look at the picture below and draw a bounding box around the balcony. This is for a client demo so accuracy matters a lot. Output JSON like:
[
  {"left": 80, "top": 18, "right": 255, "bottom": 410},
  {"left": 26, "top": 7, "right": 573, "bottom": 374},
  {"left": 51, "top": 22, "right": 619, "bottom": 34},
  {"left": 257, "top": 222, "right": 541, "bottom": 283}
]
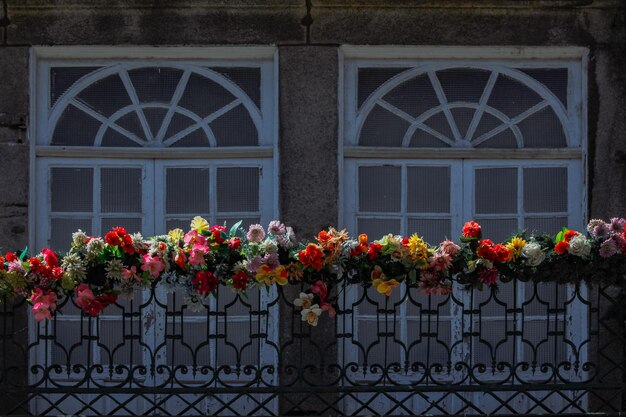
[{"left": 1, "top": 276, "right": 624, "bottom": 416}]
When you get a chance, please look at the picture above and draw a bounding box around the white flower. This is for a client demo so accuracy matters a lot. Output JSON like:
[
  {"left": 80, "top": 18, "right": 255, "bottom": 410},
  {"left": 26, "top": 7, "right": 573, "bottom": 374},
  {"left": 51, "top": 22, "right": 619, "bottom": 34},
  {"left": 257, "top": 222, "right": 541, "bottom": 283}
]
[
  {"left": 522, "top": 242, "right": 545, "bottom": 267},
  {"left": 301, "top": 304, "right": 323, "bottom": 326},
  {"left": 131, "top": 232, "right": 146, "bottom": 252},
  {"left": 293, "top": 292, "right": 314, "bottom": 309},
  {"left": 72, "top": 230, "right": 89, "bottom": 248},
  {"left": 86, "top": 237, "right": 105, "bottom": 257},
  {"left": 105, "top": 259, "right": 124, "bottom": 280},
  {"left": 260, "top": 239, "right": 278, "bottom": 254},
  {"left": 568, "top": 234, "right": 591, "bottom": 258},
  {"left": 61, "top": 252, "right": 86, "bottom": 280}
]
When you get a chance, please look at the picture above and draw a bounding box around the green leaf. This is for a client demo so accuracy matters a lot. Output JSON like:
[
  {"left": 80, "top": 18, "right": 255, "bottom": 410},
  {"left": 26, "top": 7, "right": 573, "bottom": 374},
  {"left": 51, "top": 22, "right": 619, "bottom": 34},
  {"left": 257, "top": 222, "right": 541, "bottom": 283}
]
[
  {"left": 220, "top": 231, "right": 229, "bottom": 242},
  {"left": 241, "top": 291, "right": 249, "bottom": 300},
  {"left": 19, "top": 247, "right": 28, "bottom": 261},
  {"left": 229, "top": 220, "right": 243, "bottom": 237},
  {"left": 201, "top": 229, "right": 212, "bottom": 237}
]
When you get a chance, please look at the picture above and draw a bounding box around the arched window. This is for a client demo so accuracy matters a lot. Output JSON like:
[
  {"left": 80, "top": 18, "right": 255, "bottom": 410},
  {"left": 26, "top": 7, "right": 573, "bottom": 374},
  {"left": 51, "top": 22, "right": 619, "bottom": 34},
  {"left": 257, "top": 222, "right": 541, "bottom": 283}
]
[
  {"left": 340, "top": 46, "right": 588, "bottom": 414},
  {"left": 30, "top": 47, "right": 279, "bottom": 415}
]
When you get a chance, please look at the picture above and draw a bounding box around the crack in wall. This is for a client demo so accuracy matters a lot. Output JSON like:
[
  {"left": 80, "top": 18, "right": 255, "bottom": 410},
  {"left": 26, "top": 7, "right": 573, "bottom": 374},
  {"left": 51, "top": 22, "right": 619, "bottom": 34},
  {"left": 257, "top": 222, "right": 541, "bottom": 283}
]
[{"left": 0, "top": 0, "right": 9, "bottom": 45}]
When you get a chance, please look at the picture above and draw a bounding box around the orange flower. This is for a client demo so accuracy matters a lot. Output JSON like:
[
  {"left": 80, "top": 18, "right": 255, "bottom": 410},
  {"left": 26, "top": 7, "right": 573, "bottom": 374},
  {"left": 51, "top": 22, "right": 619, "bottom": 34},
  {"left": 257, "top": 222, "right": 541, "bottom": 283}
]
[
  {"left": 285, "top": 262, "right": 304, "bottom": 282},
  {"left": 299, "top": 244, "right": 324, "bottom": 270},
  {"left": 358, "top": 234, "right": 368, "bottom": 245}
]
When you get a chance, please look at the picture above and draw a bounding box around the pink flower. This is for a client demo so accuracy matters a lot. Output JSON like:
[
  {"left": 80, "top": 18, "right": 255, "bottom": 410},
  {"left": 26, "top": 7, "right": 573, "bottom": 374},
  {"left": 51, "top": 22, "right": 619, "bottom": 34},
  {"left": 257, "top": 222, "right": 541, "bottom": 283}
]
[
  {"left": 610, "top": 217, "right": 625, "bottom": 233},
  {"left": 439, "top": 240, "right": 461, "bottom": 256},
  {"left": 247, "top": 224, "right": 265, "bottom": 243},
  {"left": 321, "top": 302, "right": 336, "bottom": 319},
  {"left": 310, "top": 280, "right": 328, "bottom": 302},
  {"left": 121, "top": 266, "right": 141, "bottom": 282},
  {"left": 75, "top": 283, "right": 96, "bottom": 310},
  {"left": 430, "top": 252, "right": 452, "bottom": 272},
  {"left": 268, "top": 220, "right": 286, "bottom": 236},
  {"left": 184, "top": 230, "right": 206, "bottom": 247},
  {"left": 599, "top": 239, "right": 619, "bottom": 258},
  {"left": 141, "top": 254, "right": 165, "bottom": 278},
  {"left": 29, "top": 289, "right": 57, "bottom": 322},
  {"left": 188, "top": 244, "right": 208, "bottom": 266}
]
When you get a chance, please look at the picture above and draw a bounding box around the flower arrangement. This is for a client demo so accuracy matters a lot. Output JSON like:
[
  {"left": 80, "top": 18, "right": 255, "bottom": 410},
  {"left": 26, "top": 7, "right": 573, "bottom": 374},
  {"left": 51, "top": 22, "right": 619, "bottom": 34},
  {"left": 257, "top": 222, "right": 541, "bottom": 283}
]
[{"left": 0, "top": 217, "right": 625, "bottom": 326}]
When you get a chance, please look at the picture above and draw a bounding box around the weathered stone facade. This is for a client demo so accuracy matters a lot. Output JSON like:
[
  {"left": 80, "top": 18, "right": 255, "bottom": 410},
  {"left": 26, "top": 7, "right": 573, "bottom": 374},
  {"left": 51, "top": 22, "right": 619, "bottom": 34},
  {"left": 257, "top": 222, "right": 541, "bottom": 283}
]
[{"left": 0, "top": 0, "right": 625, "bottom": 414}]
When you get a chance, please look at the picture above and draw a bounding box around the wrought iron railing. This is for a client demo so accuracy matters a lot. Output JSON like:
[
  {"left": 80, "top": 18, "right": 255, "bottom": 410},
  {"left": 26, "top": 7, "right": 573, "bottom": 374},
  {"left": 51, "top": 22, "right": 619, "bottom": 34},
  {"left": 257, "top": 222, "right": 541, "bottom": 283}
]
[{"left": 1, "top": 277, "right": 625, "bottom": 416}]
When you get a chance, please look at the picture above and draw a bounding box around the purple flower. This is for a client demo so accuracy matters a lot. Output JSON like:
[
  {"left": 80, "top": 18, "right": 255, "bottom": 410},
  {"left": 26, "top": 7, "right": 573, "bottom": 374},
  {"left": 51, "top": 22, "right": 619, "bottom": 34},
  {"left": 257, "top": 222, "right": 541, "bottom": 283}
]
[
  {"left": 268, "top": 220, "right": 286, "bottom": 236},
  {"left": 609, "top": 217, "right": 625, "bottom": 233},
  {"left": 599, "top": 239, "right": 618, "bottom": 258},
  {"left": 263, "top": 253, "right": 280, "bottom": 269},
  {"left": 246, "top": 256, "right": 264, "bottom": 273},
  {"left": 247, "top": 224, "right": 266, "bottom": 243},
  {"left": 593, "top": 223, "right": 610, "bottom": 239}
]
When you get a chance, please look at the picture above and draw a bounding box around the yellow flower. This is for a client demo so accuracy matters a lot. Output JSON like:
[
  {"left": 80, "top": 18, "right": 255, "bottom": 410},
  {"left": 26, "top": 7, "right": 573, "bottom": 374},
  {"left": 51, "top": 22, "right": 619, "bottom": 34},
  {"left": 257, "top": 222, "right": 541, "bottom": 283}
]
[
  {"left": 255, "top": 265, "right": 288, "bottom": 287},
  {"left": 407, "top": 234, "right": 429, "bottom": 263},
  {"left": 190, "top": 216, "right": 210, "bottom": 233},
  {"left": 168, "top": 228, "right": 184, "bottom": 243},
  {"left": 372, "top": 278, "right": 400, "bottom": 297},
  {"left": 506, "top": 237, "right": 527, "bottom": 259}
]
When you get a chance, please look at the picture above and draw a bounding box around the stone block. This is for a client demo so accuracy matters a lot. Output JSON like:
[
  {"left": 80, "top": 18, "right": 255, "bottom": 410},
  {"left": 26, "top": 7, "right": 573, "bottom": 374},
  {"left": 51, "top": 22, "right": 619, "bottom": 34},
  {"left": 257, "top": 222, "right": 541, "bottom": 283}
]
[
  {"left": 0, "top": 47, "right": 29, "bottom": 119},
  {"left": 0, "top": 143, "right": 28, "bottom": 207}
]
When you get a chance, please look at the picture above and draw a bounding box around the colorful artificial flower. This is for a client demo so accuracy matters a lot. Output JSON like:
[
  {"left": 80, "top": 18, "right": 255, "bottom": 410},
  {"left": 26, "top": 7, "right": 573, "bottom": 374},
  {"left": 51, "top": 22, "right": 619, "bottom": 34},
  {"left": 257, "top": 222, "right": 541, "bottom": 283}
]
[
  {"left": 293, "top": 292, "right": 314, "bottom": 310},
  {"left": 193, "top": 271, "right": 218, "bottom": 295},
  {"left": 506, "top": 237, "right": 527, "bottom": 259},
  {"left": 29, "top": 288, "right": 57, "bottom": 322},
  {"left": 298, "top": 244, "right": 324, "bottom": 271},
  {"left": 191, "top": 216, "right": 210, "bottom": 233},
  {"left": 301, "top": 304, "right": 323, "bottom": 326},
  {"left": 407, "top": 234, "right": 428, "bottom": 263},
  {"left": 141, "top": 254, "right": 165, "bottom": 278},
  {"left": 255, "top": 264, "right": 288, "bottom": 286},
  {"left": 462, "top": 221, "right": 481, "bottom": 239},
  {"left": 247, "top": 224, "right": 266, "bottom": 243}
]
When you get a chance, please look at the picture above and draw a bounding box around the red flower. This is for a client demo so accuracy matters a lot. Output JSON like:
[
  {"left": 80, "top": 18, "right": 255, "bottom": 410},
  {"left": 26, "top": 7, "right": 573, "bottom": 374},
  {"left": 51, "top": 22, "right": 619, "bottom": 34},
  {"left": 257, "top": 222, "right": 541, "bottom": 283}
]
[
  {"left": 0, "top": 256, "right": 4, "bottom": 270},
  {"left": 211, "top": 225, "right": 227, "bottom": 244},
  {"left": 193, "top": 271, "right": 218, "bottom": 295},
  {"left": 42, "top": 248, "right": 59, "bottom": 268},
  {"left": 51, "top": 267, "right": 64, "bottom": 280},
  {"left": 563, "top": 230, "right": 577, "bottom": 242},
  {"left": 555, "top": 240, "right": 569, "bottom": 254},
  {"left": 299, "top": 244, "right": 324, "bottom": 270},
  {"left": 493, "top": 244, "right": 512, "bottom": 263},
  {"left": 232, "top": 271, "right": 250, "bottom": 290},
  {"left": 29, "top": 257, "right": 42, "bottom": 272},
  {"left": 350, "top": 243, "right": 367, "bottom": 257},
  {"left": 367, "top": 242, "right": 383, "bottom": 261},
  {"left": 113, "top": 227, "right": 127, "bottom": 236},
  {"left": 5, "top": 252, "right": 17, "bottom": 262},
  {"left": 462, "top": 221, "right": 482, "bottom": 238},
  {"left": 105, "top": 231, "right": 121, "bottom": 246},
  {"left": 228, "top": 237, "right": 241, "bottom": 250},
  {"left": 121, "top": 234, "right": 135, "bottom": 255},
  {"left": 477, "top": 240, "right": 497, "bottom": 262}
]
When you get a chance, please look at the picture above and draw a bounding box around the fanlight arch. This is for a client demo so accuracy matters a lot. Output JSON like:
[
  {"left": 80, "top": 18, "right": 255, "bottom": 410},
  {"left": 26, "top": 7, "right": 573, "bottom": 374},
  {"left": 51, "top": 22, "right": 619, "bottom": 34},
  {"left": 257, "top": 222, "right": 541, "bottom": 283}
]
[
  {"left": 47, "top": 64, "right": 263, "bottom": 147},
  {"left": 355, "top": 64, "right": 572, "bottom": 148}
]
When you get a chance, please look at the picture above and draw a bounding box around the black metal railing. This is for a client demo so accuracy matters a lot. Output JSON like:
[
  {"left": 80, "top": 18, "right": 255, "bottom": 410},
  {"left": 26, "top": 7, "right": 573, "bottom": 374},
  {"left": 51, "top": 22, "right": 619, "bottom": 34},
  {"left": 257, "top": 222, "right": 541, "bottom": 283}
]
[{"left": 1, "top": 277, "right": 625, "bottom": 416}]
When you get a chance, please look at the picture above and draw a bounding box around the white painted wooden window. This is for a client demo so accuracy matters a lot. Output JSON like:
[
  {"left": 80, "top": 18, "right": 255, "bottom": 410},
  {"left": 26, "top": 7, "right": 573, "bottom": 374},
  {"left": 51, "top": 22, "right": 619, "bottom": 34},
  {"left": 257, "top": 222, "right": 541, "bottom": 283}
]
[
  {"left": 30, "top": 47, "right": 279, "bottom": 415},
  {"left": 340, "top": 46, "right": 588, "bottom": 414}
]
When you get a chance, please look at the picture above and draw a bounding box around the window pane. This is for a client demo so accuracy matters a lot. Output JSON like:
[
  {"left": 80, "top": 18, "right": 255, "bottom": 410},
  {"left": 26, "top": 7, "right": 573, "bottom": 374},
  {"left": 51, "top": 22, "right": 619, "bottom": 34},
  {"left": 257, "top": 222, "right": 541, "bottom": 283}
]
[
  {"left": 523, "top": 167, "right": 567, "bottom": 213},
  {"left": 477, "top": 218, "right": 519, "bottom": 242},
  {"left": 408, "top": 218, "right": 451, "bottom": 245},
  {"left": 475, "top": 168, "right": 517, "bottom": 214},
  {"left": 166, "top": 168, "right": 210, "bottom": 214},
  {"left": 51, "top": 167, "right": 93, "bottom": 212},
  {"left": 359, "top": 166, "right": 401, "bottom": 212},
  {"left": 217, "top": 167, "right": 259, "bottom": 212},
  {"left": 102, "top": 218, "right": 142, "bottom": 235},
  {"left": 407, "top": 166, "right": 450, "bottom": 213},
  {"left": 101, "top": 168, "right": 142, "bottom": 213},
  {"left": 359, "top": 105, "right": 410, "bottom": 147},
  {"left": 166, "top": 219, "right": 192, "bottom": 232},
  {"left": 524, "top": 216, "right": 567, "bottom": 236},
  {"left": 51, "top": 218, "right": 91, "bottom": 252},
  {"left": 76, "top": 73, "right": 132, "bottom": 118},
  {"left": 357, "top": 218, "right": 400, "bottom": 239}
]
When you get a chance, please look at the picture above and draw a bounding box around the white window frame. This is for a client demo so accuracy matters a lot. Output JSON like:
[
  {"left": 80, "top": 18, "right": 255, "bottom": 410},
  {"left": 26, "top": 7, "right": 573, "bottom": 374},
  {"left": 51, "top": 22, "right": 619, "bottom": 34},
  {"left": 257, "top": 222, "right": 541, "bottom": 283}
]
[
  {"left": 28, "top": 46, "right": 280, "bottom": 416},
  {"left": 338, "top": 46, "right": 589, "bottom": 414}
]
